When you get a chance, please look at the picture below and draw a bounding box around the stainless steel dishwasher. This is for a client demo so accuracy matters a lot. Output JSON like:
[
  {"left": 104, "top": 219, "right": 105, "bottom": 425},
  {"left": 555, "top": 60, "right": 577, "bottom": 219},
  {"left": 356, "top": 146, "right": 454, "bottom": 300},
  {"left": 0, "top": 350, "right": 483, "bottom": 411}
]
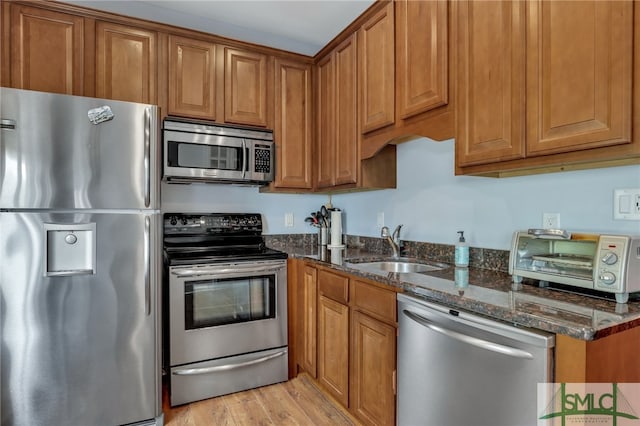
[{"left": 397, "top": 293, "right": 555, "bottom": 426}]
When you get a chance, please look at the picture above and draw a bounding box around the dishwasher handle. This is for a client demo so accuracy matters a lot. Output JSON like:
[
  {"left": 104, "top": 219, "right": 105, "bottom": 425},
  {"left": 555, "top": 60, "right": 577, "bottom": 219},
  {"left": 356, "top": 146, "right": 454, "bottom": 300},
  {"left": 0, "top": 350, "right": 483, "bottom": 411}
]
[{"left": 402, "top": 309, "right": 534, "bottom": 360}]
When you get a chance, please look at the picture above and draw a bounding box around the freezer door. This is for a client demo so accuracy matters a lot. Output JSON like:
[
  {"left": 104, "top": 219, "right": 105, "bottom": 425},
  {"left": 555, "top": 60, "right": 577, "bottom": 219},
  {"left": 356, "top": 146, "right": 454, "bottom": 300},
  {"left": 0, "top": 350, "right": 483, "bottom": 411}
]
[
  {"left": 0, "top": 212, "right": 161, "bottom": 426},
  {"left": 0, "top": 87, "right": 159, "bottom": 209}
]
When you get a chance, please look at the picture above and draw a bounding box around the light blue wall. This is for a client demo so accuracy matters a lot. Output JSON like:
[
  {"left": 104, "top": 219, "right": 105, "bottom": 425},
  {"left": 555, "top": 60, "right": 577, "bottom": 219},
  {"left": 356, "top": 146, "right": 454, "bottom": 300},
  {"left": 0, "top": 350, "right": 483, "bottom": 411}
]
[{"left": 162, "top": 137, "right": 640, "bottom": 251}]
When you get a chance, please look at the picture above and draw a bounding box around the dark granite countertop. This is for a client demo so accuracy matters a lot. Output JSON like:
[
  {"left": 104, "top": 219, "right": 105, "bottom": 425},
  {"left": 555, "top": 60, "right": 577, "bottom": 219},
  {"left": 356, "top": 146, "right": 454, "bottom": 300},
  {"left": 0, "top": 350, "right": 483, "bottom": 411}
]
[{"left": 275, "top": 243, "right": 640, "bottom": 341}]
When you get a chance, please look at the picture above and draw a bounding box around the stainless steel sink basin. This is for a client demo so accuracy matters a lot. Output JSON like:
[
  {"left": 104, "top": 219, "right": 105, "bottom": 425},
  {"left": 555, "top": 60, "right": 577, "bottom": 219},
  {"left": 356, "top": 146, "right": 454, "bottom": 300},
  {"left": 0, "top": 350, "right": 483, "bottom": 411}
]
[
  {"left": 346, "top": 258, "right": 448, "bottom": 274},
  {"left": 363, "top": 261, "right": 442, "bottom": 273}
]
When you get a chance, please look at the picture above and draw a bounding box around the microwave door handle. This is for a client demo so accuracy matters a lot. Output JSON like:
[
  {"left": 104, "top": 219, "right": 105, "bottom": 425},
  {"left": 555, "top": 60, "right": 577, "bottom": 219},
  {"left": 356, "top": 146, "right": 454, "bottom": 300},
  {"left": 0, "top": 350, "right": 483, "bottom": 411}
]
[{"left": 241, "top": 139, "right": 247, "bottom": 179}]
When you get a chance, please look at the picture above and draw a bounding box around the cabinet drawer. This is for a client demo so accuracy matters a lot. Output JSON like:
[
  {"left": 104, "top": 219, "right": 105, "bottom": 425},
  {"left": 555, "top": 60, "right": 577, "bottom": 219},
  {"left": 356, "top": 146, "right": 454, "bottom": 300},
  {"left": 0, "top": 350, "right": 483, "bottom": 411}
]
[
  {"left": 318, "top": 270, "right": 349, "bottom": 304},
  {"left": 352, "top": 280, "right": 396, "bottom": 324}
]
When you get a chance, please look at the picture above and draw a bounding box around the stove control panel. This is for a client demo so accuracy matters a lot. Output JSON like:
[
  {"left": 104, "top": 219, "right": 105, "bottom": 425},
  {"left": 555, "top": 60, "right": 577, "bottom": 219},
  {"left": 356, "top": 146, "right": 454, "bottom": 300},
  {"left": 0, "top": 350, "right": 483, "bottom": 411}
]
[{"left": 164, "top": 213, "right": 263, "bottom": 234}]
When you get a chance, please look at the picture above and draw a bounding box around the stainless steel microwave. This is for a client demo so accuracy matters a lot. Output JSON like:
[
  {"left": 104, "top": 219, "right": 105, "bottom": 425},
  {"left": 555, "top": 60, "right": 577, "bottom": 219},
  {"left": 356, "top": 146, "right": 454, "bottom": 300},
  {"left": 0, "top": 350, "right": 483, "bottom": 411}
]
[{"left": 163, "top": 118, "right": 274, "bottom": 185}]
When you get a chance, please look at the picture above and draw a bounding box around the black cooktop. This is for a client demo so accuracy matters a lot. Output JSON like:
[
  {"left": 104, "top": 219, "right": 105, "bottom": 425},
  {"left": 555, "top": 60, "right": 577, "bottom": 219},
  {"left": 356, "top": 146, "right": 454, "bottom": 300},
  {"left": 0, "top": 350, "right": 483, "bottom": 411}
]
[{"left": 163, "top": 213, "right": 287, "bottom": 266}]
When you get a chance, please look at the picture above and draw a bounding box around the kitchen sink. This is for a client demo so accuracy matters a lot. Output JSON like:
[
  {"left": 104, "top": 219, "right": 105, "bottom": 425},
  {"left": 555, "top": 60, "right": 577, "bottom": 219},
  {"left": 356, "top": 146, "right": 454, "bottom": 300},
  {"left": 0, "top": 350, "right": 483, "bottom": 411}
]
[{"left": 346, "top": 257, "right": 448, "bottom": 274}]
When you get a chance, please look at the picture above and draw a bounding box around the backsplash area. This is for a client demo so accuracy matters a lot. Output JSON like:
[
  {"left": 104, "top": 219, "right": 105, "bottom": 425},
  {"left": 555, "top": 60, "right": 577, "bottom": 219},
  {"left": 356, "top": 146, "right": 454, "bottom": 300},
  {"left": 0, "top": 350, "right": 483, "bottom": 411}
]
[{"left": 266, "top": 234, "right": 510, "bottom": 272}]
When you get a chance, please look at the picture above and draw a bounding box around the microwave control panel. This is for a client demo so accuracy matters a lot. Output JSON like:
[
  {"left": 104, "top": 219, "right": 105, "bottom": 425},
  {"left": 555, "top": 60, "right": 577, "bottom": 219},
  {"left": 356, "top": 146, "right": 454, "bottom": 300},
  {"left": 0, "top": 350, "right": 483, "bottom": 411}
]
[{"left": 254, "top": 145, "right": 272, "bottom": 173}]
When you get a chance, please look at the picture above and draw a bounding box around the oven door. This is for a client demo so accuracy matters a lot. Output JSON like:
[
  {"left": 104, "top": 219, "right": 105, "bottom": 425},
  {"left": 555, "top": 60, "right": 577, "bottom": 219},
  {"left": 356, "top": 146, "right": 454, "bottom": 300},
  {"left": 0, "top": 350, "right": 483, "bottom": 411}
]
[
  {"left": 164, "top": 129, "right": 247, "bottom": 181},
  {"left": 168, "top": 259, "right": 287, "bottom": 366}
]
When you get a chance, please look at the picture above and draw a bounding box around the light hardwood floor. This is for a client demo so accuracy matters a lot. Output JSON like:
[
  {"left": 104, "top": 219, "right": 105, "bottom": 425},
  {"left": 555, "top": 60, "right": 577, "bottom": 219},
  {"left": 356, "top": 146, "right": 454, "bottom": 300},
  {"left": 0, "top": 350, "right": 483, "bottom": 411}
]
[{"left": 163, "top": 374, "right": 361, "bottom": 425}]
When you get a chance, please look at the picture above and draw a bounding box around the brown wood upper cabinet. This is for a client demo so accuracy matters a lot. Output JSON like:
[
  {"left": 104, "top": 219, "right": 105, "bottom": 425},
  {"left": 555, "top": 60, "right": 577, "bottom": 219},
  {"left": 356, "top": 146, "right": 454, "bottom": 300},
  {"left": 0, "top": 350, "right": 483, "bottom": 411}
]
[
  {"left": 396, "top": 0, "right": 448, "bottom": 119},
  {"left": 316, "top": 35, "right": 358, "bottom": 190},
  {"left": 358, "top": 2, "right": 395, "bottom": 134},
  {"left": 224, "top": 47, "right": 269, "bottom": 127},
  {"left": 168, "top": 35, "right": 216, "bottom": 120},
  {"left": 273, "top": 58, "right": 313, "bottom": 189},
  {"left": 95, "top": 21, "right": 158, "bottom": 104},
  {"left": 8, "top": 4, "right": 85, "bottom": 95},
  {"left": 455, "top": 0, "right": 636, "bottom": 175},
  {"left": 359, "top": 0, "right": 452, "bottom": 161}
]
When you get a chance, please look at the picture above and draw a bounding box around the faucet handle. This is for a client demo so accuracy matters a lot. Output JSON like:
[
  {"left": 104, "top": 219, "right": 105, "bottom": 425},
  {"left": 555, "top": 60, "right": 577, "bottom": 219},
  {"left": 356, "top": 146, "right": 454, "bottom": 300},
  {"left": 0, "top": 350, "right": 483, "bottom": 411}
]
[
  {"left": 392, "top": 224, "right": 403, "bottom": 241},
  {"left": 380, "top": 226, "right": 390, "bottom": 237}
]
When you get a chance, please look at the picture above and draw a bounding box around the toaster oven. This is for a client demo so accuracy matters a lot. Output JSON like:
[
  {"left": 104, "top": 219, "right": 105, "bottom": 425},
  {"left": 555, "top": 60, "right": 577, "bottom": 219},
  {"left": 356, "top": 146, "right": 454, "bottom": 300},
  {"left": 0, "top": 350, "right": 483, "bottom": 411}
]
[{"left": 509, "top": 229, "right": 640, "bottom": 303}]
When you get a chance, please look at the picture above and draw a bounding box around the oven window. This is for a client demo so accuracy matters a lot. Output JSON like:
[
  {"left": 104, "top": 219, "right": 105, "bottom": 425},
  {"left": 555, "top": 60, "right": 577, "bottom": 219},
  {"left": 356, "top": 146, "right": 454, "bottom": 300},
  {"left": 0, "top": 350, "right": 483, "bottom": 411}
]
[
  {"left": 184, "top": 275, "right": 275, "bottom": 329},
  {"left": 168, "top": 141, "right": 242, "bottom": 171}
]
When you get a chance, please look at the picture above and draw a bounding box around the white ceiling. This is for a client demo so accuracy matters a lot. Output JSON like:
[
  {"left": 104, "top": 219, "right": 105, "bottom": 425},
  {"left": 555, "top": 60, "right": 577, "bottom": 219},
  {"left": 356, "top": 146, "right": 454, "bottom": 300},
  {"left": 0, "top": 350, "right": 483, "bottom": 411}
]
[{"left": 63, "top": 0, "right": 375, "bottom": 56}]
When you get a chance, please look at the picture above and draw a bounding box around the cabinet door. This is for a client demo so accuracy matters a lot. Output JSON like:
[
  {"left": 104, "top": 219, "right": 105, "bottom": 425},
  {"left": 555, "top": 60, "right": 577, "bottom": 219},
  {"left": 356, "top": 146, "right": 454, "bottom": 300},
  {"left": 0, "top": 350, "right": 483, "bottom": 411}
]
[
  {"left": 95, "top": 22, "right": 157, "bottom": 104},
  {"left": 300, "top": 265, "right": 317, "bottom": 377},
  {"left": 317, "top": 295, "right": 349, "bottom": 407},
  {"left": 316, "top": 53, "right": 336, "bottom": 188},
  {"left": 10, "top": 5, "right": 84, "bottom": 95},
  {"left": 334, "top": 35, "right": 358, "bottom": 186},
  {"left": 274, "top": 58, "right": 313, "bottom": 189},
  {"left": 455, "top": 0, "right": 526, "bottom": 167},
  {"left": 526, "top": 0, "right": 633, "bottom": 156},
  {"left": 359, "top": 2, "right": 395, "bottom": 134},
  {"left": 168, "top": 35, "right": 216, "bottom": 119},
  {"left": 396, "top": 0, "right": 448, "bottom": 119},
  {"left": 351, "top": 311, "right": 396, "bottom": 426},
  {"left": 224, "top": 47, "right": 268, "bottom": 127}
]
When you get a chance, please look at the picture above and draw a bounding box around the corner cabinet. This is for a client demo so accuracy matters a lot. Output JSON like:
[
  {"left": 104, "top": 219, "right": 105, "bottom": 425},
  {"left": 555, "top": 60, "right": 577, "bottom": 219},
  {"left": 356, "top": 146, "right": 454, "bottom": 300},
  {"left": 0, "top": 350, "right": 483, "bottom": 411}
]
[
  {"left": 296, "top": 263, "right": 398, "bottom": 426},
  {"left": 455, "top": 0, "right": 639, "bottom": 176},
  {"left": 360, "top": 0, "right": 454, "bottom": 161},
  {"left": 358, "top": 2, "right": 395, "bottom": 135},
  {"left": 316, "top": 35, "right": 358, "bottom": 190},
  {"left": 273, "top": 58, "right": 313, "bottom": 189}
]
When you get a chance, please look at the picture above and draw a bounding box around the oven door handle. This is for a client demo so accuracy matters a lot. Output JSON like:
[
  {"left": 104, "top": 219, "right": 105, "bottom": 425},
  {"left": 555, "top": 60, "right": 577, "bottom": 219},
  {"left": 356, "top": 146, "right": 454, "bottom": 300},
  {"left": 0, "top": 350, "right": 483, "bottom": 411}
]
[
  {"left": 172, "top": 350, "right": 287, "bottom": 376},
  {"left": 171, "top": 264, "right": 285, "bottom": 278}
]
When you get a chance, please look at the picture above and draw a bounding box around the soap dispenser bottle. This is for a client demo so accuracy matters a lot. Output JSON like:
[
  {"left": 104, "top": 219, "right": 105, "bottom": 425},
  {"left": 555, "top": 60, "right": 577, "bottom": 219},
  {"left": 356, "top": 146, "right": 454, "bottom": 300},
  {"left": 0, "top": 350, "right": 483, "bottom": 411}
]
[{"left": 455, "top": 231, "right": 469, "bottom": 267}]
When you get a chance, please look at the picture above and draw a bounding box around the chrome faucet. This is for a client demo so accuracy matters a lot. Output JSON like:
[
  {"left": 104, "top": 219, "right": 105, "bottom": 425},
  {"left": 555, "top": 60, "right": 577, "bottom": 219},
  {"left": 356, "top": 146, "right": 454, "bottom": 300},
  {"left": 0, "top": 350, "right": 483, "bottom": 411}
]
[{"left": 381, "top": 224, "right": 403, "bottom": 258}]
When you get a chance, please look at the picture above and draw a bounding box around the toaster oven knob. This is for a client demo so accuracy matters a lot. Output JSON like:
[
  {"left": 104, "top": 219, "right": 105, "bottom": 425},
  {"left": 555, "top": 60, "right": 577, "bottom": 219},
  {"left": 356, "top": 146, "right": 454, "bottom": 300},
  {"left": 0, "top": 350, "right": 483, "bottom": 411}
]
[
  {"left": 599, "top": 272, "right": 616, "bottom": 285},
  {"left": 601, "top": 252, "right": 618, "bottom": 265}
]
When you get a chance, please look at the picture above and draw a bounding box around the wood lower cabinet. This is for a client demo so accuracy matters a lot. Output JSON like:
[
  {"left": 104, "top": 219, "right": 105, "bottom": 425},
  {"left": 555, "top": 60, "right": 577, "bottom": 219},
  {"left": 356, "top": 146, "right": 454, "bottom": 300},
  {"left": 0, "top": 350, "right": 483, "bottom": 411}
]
[
  {"left": 317, "top": 294, "right": 350, "bottom": 407},
  {"left": 297, "top": 264, "right": 398, "bottom": 426},
  {"left": 300, "top": 263, "right": 318, "bottom": 378},
  {"left": 168, "top": 35, "right": 216, "bottom": 119},
  {"left": 8, "top": 4, "right": 85, "bottom": 95},
  {"left": 95, "top": 21, "right": 158, "bottom": 104},
  {"left": 455, "top": 0, "right": 638, "bottom": 176},
  {"left": 350, "top": 311, "right": 396, "bottom": 426},
  {"left": 224, "top": 47, "right": 269, "bottom": 127},
  {"left": 273, "top": 58, "right": 313, "bottom": 189}
]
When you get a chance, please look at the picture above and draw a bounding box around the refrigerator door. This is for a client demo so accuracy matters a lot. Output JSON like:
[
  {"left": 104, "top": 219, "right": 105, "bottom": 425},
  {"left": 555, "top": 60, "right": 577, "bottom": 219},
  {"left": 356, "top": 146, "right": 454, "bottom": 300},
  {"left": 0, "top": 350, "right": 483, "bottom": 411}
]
[
  {"left": 0, "top": 87, "right": 159, "bottom": 210},
  {"left": 0, "top": 211, "right": 161, "bottom": 426}
]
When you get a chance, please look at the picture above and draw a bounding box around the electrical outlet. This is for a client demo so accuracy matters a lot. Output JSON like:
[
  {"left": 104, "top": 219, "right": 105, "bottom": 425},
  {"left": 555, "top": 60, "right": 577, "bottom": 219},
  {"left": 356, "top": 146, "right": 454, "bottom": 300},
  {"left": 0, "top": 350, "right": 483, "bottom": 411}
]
[
  {"left": 284, "top": 212, "right": 294, "bottom": 227},
  {"left": 377, "top": 212, "right": 385, "bottom": 228},
  {"left": 542, "top": 213, "right": 560, "bottom": 229},
  {"left": 614, "top": 188, "right": 640, "bottom": 220}
]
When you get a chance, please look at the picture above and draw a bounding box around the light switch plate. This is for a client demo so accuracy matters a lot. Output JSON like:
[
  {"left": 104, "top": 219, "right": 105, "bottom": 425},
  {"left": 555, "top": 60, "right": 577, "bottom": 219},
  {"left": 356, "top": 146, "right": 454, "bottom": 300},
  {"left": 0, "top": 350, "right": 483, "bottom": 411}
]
[
  {"left": 285, "top": 212, "right": 294, "bottom": 227},
  {"left": 614, "top": 189, "right": 640, "bottom": 220}
]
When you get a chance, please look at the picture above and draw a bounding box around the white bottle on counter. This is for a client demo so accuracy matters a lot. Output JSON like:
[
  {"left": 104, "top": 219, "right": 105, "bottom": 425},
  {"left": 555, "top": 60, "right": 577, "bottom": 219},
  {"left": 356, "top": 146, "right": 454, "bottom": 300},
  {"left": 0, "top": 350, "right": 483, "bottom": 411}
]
[{"left": 455, "top": 231, "right": 469, "bottom": 267}]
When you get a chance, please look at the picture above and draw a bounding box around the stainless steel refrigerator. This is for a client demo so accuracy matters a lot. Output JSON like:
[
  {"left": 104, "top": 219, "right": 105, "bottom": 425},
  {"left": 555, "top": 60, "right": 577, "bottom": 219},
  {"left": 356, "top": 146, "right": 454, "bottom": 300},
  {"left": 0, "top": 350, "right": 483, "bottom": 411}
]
[{"left": 0, "top": 87, "right": 162, "bottom": 426}]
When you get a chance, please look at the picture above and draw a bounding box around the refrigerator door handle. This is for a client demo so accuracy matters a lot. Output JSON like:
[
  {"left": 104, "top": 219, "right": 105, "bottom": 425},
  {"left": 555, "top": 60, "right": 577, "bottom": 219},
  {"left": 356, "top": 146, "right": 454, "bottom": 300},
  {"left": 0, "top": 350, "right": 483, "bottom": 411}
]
[
  {"left": 402, "top": 309, "right": 534, "bottom": 360},
  {"left": 143, "top": 107, "right": 151, "bottom": 208},
  {"left": 144, "top": 215, "right": 151, "bottom": 316},
  {"left": 1, "top": 119, "right": 16, "bottom": 130}
]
